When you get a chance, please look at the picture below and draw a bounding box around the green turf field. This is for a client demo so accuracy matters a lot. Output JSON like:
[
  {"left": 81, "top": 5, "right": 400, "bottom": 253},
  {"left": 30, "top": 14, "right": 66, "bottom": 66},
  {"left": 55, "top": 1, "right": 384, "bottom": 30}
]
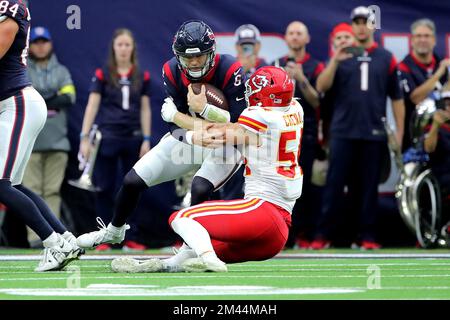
[{"left": 1, "top": 249, "right": 450, "bottom": 300}]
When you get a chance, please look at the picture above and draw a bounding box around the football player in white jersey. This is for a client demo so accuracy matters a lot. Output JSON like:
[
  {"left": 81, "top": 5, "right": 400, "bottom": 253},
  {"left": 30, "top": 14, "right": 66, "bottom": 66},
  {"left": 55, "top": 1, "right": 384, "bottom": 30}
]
[{"left": 111, "top": 66, "right": 304, "bottom": 273}]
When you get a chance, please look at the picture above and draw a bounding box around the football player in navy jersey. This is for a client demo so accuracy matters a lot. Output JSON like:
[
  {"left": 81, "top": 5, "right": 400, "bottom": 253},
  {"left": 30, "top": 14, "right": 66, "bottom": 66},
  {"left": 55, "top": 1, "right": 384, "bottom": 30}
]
[
  {"left": 272, "top": 21, "right": 325, "bottom": 248},
  {"left": 0, "top": 0, "right": 83, "bottom": 271},
  {"left": 399, "top": 18, "right": 450, "bottom": 151},
  {"left": 311, "top": 6, "right": 405, "bottom": 250},
  {"left": 77, "top": 20, "right": 246, "bottom": 249},
  {"left": 78, "top": 28, "right": 152, "bottom": 250}
]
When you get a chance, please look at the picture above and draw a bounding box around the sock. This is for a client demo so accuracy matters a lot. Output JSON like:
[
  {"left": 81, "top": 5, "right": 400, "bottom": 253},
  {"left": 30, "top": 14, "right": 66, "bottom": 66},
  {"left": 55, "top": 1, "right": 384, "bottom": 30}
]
[
  {"left": 170, "top": 217, "right": 215, "bottom": 257},
  {"left": 42, "top": 232, "right": 60, "bottom": 248},
  {"left": 108, "top": 223, "right": 125, "bottom": 233},
  {"left": 111, "top": 170, "right": 147, "bottom": 227},
  {"left": 14, "top": 184, "right": 67, "bottom": 234},
  {"left": 0, "top": 180, "right": 53, "bottom": 240},
  {"left": 190, "top": 176, "right": 214, "bottom": 205},
  {"left": 163, "top": 243, "right": 197, "bottom": 267}
]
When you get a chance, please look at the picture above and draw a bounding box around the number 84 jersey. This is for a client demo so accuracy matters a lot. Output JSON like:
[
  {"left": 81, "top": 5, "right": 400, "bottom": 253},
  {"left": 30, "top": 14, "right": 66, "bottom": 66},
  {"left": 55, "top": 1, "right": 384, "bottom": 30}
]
[
  {"left": 0, "top": 0, "right": 32, "bottom": 101},
  {"left": 237, "top": 99, "right": 304, "bottom": 214}
]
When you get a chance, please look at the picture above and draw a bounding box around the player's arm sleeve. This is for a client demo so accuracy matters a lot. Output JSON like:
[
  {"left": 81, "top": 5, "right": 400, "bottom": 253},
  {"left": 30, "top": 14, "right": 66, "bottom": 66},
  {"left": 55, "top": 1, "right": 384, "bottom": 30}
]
[
  {"left": 398, "top": 61, "right": 417, "bottom": 98},
  {"left": 222, "top": 64, "right": 246, "bottom": 123},
  {"left": 89, "top": 68, "right": 105, "bottom": 95},
  {"left": 141, "top": 71, "right": 151, "bottom": 97},
  {"left": 237, "top": 108, "right": 269, "bottom": 135},
  {"left": 387, "top": 56, "right": 404, "bottom": 100}
]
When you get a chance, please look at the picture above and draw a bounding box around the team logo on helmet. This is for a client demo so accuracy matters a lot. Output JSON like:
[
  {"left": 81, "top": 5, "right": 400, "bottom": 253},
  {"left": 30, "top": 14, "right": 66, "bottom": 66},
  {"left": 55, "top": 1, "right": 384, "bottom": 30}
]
[{"left": 251, "top": 75, "right": 270, "bottom": 91}]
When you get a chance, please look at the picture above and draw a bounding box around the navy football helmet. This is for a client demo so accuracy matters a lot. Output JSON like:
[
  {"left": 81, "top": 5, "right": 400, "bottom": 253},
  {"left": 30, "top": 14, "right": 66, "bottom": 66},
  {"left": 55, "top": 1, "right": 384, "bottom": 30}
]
[{"left": 172, "top": 20, "right": 216, "bottom": 80}]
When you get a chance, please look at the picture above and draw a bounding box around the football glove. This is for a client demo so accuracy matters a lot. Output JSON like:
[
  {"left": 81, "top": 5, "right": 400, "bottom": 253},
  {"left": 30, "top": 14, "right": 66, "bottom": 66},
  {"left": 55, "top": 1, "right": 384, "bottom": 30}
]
[{"left": 161, "top": 97, "right": 178, "bottom": 123}]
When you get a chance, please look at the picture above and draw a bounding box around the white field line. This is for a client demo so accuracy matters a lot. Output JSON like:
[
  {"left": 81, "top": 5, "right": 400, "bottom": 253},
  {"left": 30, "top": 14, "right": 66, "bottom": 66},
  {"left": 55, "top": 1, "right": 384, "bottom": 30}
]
[
  {"left": 1, "top": 253, "right": 450, "bottom": 261},
  {"left": 3, "top": 262, "right": 450, "bottom": 269},
  {"left": 2, "top": 274, "right": 450, "bottom": 281},
  {"left": 3, "top": 267, "right": 450, "bottom": 274}
]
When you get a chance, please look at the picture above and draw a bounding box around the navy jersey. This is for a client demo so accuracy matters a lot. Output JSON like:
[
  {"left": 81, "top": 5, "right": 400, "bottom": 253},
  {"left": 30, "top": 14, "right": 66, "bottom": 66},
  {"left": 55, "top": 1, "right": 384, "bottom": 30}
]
[
  {"left": 399, "top": 53, "right": 447, "bottom": 149},
  {"left": 327, "top": 43, "right": 403, "bottom": 141},
  {"left": 273, "top": 53, "right": 325, "bottom": 138},
  {"left": 0, "top": 0, "right": 31, "bottom": 101},
  {"left": 90, "top": 67, "right": 151, "bottom": 138},
  {"left": 162, "top": 54, "right": 246, "bottom": 135}
]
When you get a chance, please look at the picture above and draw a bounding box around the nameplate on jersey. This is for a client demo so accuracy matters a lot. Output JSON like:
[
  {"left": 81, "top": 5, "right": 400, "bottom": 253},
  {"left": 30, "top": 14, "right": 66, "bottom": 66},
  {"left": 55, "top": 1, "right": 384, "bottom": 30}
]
[{"left": 283, "top": 112, "right": 303, "bottom": 128}]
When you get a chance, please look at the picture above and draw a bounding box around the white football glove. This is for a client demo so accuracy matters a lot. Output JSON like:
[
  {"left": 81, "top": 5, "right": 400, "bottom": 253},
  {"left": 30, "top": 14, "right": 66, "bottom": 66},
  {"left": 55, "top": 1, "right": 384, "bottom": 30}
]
[{"left": 161, "top": 97, "right": 178, "bottom": 122}]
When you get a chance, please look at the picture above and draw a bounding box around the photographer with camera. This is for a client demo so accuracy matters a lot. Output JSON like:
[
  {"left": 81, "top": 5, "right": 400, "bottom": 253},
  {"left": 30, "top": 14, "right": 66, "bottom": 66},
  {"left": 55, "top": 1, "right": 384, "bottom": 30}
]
[
  {"left": 310, "top": 6, "right": 405, "bottom": 250},
  {"left": 234, "top": 24, "right": 268, "bottom": 80}
]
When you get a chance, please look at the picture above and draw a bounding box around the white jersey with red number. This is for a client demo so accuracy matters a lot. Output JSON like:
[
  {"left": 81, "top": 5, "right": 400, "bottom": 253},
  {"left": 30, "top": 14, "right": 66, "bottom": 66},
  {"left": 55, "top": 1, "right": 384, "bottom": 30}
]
[{"left": 237, "top": 99, "right": 304, "bottom": 214}]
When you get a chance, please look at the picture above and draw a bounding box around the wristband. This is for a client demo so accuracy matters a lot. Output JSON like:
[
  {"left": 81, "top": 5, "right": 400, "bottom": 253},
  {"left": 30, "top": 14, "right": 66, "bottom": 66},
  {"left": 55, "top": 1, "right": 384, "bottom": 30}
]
[
  {"left": 80, "top": 133, "right": 88, "bottom": 139},
  {"left": 143, "top": 135, "right": 151, "bottom": 142},
  {"left": 200, "top": 103, "right": 230, "bottom": 123},
  {"left": 186, "top": 131, "right": 194, "bottom": 145}
]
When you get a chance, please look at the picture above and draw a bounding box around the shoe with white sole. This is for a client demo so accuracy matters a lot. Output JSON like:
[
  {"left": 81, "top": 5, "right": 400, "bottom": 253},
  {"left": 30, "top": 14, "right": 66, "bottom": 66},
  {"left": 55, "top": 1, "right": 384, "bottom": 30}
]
[
  {"left": 111, "top": 257, "right": 164, "bottom": 273},
  {"left": 76, "top": 217, "right": 130, "bottom": 249},
  {"left": 35, "top": 238, "right": 83, "bottom": 272},
  {"left": 181, "top": 256, "right": 227, "bottom": 273},
  {"left": 62, "top": 231, "right": 85, "bottom": 256}
]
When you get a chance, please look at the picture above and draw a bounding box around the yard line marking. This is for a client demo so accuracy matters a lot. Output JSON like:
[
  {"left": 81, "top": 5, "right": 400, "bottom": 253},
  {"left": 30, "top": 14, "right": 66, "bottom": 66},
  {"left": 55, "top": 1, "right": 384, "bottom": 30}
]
[{"left": 0, "top": 285, "right": 364, "bottom": 297}]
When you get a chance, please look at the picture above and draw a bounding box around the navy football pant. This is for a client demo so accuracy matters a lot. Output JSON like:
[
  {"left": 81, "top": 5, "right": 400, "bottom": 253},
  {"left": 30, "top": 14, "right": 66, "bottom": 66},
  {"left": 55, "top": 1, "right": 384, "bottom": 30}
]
[{"left": 315, "top": 138, "right": 384, "bottom": 242}]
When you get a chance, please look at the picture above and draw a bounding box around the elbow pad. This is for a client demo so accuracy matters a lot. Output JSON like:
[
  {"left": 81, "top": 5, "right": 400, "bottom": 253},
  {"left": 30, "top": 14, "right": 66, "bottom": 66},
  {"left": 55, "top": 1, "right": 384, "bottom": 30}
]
[{"left": 200, "top": 103, "right": 230, "bottom": 123}]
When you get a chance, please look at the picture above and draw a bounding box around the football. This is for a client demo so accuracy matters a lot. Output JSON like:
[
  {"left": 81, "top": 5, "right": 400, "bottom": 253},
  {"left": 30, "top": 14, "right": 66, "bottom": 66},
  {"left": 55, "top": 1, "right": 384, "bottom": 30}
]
[{"left": 191, "top": 83, "right": 229, "bottom": 110}]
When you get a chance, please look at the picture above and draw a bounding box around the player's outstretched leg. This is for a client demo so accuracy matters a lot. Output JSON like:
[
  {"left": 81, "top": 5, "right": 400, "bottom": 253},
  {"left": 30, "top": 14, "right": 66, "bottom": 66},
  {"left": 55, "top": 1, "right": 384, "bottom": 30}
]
[
  {"left": 171, "top": 217, "right": 227, "bottom": 272},
  {"left": 111, "top": 243, "right": 197, "bottom": 273},
  {"left": 76, "top": 169, "right": 146, "bottom": 248}
]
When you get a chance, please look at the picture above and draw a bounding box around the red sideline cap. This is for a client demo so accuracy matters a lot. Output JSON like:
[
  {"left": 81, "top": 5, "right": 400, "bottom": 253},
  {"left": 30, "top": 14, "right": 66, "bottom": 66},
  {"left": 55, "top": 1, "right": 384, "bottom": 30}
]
[{"left": 330, "top": 23, "right": 354, "bottom": 39}]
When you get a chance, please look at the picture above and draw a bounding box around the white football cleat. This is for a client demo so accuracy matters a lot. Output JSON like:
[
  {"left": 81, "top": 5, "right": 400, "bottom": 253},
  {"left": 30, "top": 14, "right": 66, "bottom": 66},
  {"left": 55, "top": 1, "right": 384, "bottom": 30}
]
[
  {"left": 35, "top": 238, "right": 84, "bottom": 272},
  {"left": 62, "top": 231, "right": 85, "bottom": 256},
  {"left": 111, "top": 257, "right": 164, "bottom": 273},
  {"left": 181, "top": 255, "right": 228, "bottom": 273},
  {"left": 76, "top": 217, "right": 130, "bottom": 249}
]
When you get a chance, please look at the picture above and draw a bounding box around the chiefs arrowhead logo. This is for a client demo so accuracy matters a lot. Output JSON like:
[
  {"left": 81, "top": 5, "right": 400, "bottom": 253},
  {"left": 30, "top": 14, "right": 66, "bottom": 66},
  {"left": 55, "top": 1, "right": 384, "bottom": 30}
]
[{"left": 251, "top": 75, "right": 269, "bottom": 89}]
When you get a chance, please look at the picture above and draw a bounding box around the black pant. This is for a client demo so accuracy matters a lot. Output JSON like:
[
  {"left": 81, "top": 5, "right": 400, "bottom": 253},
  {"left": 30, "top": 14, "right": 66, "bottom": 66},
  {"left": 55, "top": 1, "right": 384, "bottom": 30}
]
[{"left": 315, "top": 138, "right": 385, "bottom": 242}]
